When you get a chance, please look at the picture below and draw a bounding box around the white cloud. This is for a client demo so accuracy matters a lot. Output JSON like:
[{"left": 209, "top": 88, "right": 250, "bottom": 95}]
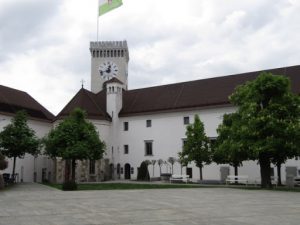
[{"left": 0, "top": 0, "right": 299, "bottom": 114}]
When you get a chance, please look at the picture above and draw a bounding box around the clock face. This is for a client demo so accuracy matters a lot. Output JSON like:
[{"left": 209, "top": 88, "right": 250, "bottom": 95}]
[{"left": 98, "top": 61, "right": 118, "bottom": 80}]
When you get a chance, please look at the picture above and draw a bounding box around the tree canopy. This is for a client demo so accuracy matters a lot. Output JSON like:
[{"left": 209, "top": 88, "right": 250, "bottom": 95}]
[
  {"left": 43, "top": 108, "right": 105, "bottom": 182},
  {"left": 0, "top": 111, "right": 39, "bottom": 177},
  {"left": 179, "top": 114, "right": 211, "bottom": 180},
  {"left": 213, "top": 112, "right": 249, "bottom": 176},
  {"left": 224, "top": 72, "right": 300, "bottom": 188}
]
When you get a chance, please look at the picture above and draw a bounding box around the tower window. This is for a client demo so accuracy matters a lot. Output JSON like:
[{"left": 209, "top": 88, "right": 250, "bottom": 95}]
[
  {"left": 96, "top": 51, "right": 99, "bottom": 57},
  {"left": 118, "top": 50, "right": 120, "bottom": 57},
  {"left": 107, "top": 51, "right": 110, "bottom": 57},
  {"left": 124, "top": 122, "right": 129, "bottom": 131},
  {"left": 93, "top": 51, "right": 95, "bottom": 58},
  {"left": 114, "top": 50, "right": 116, "bottom": 57},
  {"left": 100, "top": 51, "right": 102, "bottom": 57},
  {"left": 121, "top": 50, "right": 124, "bottom": 57}
]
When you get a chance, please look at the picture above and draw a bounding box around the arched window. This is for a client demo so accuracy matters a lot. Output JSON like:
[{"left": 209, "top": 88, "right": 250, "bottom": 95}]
[
  {"left": 107, "top": 50, "right": 110, "bottom": 57},
  {"left": 100, "top": 51, "right": 102, "bottom": 57},
  {"left": 112, "top": 86, "right": 115, "bottom": 92},
  {"left": 118, "top": 50, "right": 120, "bottom": 57},
  {"left": 93, "top": 51, "right": 95, "bottom": 58},
  {"left": 114, "top": 50, "right": 116, "bottom": 57},
  {"left": 121, "top": 50, "right": 124, "bottom": 57}
]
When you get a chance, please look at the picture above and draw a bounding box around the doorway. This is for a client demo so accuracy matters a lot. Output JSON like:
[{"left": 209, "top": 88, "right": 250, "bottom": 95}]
[
  {"left": 124, "top": 163, "right": 131, "bottom": 180},
  {"left": 186, "top": 167, "right": 193, "bottom": 179}
]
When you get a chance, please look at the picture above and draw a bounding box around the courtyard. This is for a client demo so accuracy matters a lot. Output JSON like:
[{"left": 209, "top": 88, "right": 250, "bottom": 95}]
[{"left": 0, "top": 183, "right": 299, "bottom": 225}]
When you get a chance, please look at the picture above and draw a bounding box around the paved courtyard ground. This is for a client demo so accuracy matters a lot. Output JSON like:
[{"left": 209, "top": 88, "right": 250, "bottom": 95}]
[{"left": 0, "top": 183, "right": 300, "bottom": 225}]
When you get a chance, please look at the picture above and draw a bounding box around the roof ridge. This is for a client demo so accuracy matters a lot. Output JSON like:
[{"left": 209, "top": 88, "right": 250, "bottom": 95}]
[{"left": 83, "top": 89, "right": 108, "bottom": 117}]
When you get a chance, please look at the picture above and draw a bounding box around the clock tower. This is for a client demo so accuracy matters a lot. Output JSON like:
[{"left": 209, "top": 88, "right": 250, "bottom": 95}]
[{"left": 90, "top": 41, "right": 129, "bottom": 93}]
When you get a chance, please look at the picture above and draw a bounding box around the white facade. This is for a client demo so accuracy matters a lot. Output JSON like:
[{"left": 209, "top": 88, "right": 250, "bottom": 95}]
[{"left": 0, "top": 114, "right": 53, "bottom": 183}]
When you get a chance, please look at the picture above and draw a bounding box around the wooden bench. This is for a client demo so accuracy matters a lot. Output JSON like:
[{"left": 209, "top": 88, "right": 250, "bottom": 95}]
[
  {"left": 226, "top": 175, "right": 248, "bottom": 185},
  {"left": 170, "top": 174, "right": 190, "bottom": 183}
]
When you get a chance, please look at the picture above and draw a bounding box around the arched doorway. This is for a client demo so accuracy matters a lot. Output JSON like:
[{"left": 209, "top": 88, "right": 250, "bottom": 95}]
[
  {"left": 124, "top": 163, "right": 131, "bottom": 180},
  {"left": 117, "top": 163, "right": 121, "bottom": 179}
]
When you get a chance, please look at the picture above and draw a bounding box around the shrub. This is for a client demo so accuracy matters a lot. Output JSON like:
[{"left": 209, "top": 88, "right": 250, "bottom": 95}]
[
  {"left": 62, "top": 181, "right": 78, "bottom": 191},
  {"left": 137, "top": 161, "right": 150, "bottom": 181}
]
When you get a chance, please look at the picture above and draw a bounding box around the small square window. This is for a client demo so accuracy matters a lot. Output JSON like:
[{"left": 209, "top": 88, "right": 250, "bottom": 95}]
[
  {"left": 124, "top": 122, "right": 128, "bottom": 131},
  {"left": 145, "top": 141, "right": 153, "bottom": 156},
  {"left": 124, "top": 145, "right": 129, "bottom": 154},
  {"left": 146, "top": 120, "right": 152, "bottom": 127},
  {"left": 183, "top": 116, "right": 190, "bottom": 125}
]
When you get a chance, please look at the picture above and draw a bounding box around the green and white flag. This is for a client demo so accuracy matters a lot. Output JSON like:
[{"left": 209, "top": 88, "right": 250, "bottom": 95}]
[{"left": 98, "top": 0, "right": 123, "bottom": 16}]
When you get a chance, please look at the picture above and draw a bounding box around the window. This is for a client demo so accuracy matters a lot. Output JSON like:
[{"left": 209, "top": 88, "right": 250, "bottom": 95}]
[
  {"left": 183, "top": 116, "right": 190, "bottom": 125},
  {"left": 182, "top": 138, "right": 187, "bottom": 147},
  {"left": 89, "top": 160, "right": 96, "bottom": 174},
  {"left": 124, "top": 145, "right": 129, "bottom": 154},
  {"left": 124, "top": 122, "right": 128, "bottom": 131},
  {"left": 145, "top": 141, "right": 153, "bottom": 156},
  {"left": 130, "top": 167, "right": 134, "bottom": 174},
  {"left": 146, "top": 120, "right": 152, "bottom": 127}
]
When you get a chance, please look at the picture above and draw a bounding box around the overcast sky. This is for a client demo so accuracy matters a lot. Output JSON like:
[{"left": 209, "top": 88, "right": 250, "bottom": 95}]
[{"left": 0, "top": 0, "right": 299, "bottom": 115}]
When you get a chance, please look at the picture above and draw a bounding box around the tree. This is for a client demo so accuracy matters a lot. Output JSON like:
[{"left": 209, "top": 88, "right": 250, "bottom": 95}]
[
  {"left": 229, "top": 72, "right": 300, "bottom": 188},
  {"left": 157, "top": 159, "right": 164, "bottom": 175},
  {"left": 213, "top": 113, "right": 249, "bottom": 177},
  {"left": 0, "top": 111, "right": 39, "bottom": 179},
  {"left": 137, "top": 161, "right": 150, "bottom": 181},
  {"left": 167, "top": 157, "right": 177, "bottom": 174},
  {"left": 177, "top": 152, "right": 188, "bottom": 175},
  {"left": 180, "top": 115, "right": 211, "bottom": 180},
  {"left": 43, "top": 108, "right": 105, "bottom": 185}
]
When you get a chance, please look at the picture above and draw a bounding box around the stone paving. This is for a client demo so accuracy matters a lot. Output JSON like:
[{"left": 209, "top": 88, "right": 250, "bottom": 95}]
[{"left": 0, "top": 183, "right": 300, "bottom": 225}]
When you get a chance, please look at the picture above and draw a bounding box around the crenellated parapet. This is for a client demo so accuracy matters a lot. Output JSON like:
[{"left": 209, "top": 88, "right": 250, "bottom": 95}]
[{"left": 90, "top": 41, "right": 129, "bottom": 62}]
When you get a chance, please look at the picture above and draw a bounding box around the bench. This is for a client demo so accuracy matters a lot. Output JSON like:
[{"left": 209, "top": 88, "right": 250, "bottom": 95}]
[
  {"left": 294, "top": 177, "right": 300, "bottom": 186},
  {"left": 170, "top": 174, "right": 190, "bottom": 184},
  {"left": 226, "top": 175, "right": 248, "bottom": 185}
]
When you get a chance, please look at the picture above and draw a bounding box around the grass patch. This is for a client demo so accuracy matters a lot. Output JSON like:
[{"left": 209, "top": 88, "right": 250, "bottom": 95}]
[{"left": 45, "top": 182, "right": 213, "bottom": 191}]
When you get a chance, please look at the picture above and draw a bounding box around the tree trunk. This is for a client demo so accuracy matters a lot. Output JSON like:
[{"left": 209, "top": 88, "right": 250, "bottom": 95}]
[
  {"left": 159, "top": 166, "right": 161, "bottom": 176},
  {"left": 64, "top": 160, "right": 70, "bottom": 182},
  {"left": 71, "top": 159, "right": 76, "bottom": 182},
  {"left": 259, "top": 154, "right": 272, "bottom": 188},
  {"left": 12, "top": 157, "right": 16, "bottom": 182},
  {"left": 234, "top": 164, "right": 238, "bottom": 184},
  {"left": 152, "top": 165, "right": 155, "bottom": 177},
  {"left": 171, "top": 164, "right": 174, "bottom": 174},
  {"left": 199, "top": 167, "right": 203, "bottom": 180},
  {"left": 277, "top": 164, "right": 282, "bottom": 186}
]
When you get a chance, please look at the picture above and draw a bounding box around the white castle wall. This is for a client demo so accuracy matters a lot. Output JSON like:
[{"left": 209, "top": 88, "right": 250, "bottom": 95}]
[{"left": 0, "top": 114, "right": 53, "bottom": 183}]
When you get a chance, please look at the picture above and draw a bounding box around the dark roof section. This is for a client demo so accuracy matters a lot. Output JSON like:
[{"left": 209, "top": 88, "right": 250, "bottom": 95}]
[
  {"left": 55, "top": 88, "right": 111, "bottom": 121},
  {"left": 104, "top": 77, "right": 124, "bottom": 85},
  {"left": 119, "top": 65, "right": 300, "bottom": 116},
  {"left": 0, "top": 85, "right": 54, "bottom": 122}
]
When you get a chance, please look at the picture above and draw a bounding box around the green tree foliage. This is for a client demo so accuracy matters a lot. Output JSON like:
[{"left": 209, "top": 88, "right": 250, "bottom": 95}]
[
  {"left": 180, "top": 115, "right": 211, "bottom": 180},
  {"left": 228, "top": 72, "right": 300, "bottom": 188},
  {"left": 137, "top": 161, "right": 150, "bottom": 181},
  {"left": 0, "top": 153, "right": 8, "bottom": 170},
  {"left": 214, "top": 113, "right": 249, "bottom": 176},
  {"left": 0, "top": 111, "right": 39, "bottom": 178},
  {"left": 43, "top": 108, "right": 105, "bottom": 185}
]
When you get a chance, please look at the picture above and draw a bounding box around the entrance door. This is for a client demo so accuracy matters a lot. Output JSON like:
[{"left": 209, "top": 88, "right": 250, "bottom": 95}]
[
  {"left": 186, "top": 167, "right": 193, "bottom": 179},
  {"left": 124, "top": 163, "right": 131, "bottom": 180}
]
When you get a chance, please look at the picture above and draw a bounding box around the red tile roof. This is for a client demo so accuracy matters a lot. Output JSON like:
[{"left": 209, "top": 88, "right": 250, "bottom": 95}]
[
  {"left": 0, "top": 85, "right": 54, "bottom": 122},
  {"left": 55, "top": 88, "right": 111, "bottom": 121},
  {"left": 119, "top": 65, "right": 300, "bottom": 116}
]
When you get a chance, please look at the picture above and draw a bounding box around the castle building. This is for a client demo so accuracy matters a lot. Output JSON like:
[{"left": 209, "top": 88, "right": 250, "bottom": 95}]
[{"left": 1, "top": 40, "right": 300, "bottom": 183}]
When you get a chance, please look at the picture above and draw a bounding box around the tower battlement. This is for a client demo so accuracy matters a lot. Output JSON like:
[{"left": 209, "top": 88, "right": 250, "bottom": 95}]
[
  {"left": 90, "top": 41, "right": 128, "bottom": 49},
  {"left": 90, "top": 41, "right": 129, "bottom": 62}
]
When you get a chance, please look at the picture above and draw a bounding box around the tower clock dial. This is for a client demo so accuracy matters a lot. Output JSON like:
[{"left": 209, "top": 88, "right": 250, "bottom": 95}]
[{"left": 98, "top": 61, "right": 118, "bottom": 80}]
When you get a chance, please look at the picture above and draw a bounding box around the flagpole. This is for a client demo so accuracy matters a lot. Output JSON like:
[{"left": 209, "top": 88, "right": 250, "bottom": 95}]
[{"left": 97, "top": 0, "right": 99, "bottom": 41}]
